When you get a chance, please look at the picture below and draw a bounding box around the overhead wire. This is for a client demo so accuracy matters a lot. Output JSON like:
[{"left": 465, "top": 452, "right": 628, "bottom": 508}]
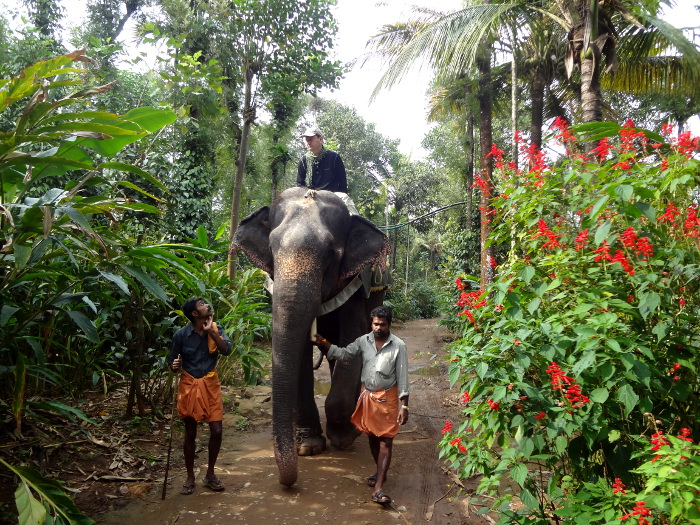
[{"left": 378, "top": 201, "right": 468, "bottom": 231}]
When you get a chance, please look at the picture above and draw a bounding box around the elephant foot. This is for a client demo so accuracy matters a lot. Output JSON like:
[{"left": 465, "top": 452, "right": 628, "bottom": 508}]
[
  {"left": 326, "top": 422, "right": 361, "bottom": 450},
  {"left": 296, "top": 428, "right": 327, "bottom": 456}
]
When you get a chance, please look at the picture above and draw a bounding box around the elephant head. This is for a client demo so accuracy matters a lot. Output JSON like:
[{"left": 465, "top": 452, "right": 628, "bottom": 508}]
[{"left": 233, "top": 187, "right": 390, "bottom": 487}]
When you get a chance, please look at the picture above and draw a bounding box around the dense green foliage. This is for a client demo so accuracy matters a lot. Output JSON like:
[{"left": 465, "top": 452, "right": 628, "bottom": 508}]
[{"left": 442, "top": 120, "right": 700, "bottom": 523}]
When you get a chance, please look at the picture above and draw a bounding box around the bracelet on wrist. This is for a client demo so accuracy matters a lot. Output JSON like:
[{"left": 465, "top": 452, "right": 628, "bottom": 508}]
[{"left": 401, "top": 405, "right": 409, "bottom": 410}]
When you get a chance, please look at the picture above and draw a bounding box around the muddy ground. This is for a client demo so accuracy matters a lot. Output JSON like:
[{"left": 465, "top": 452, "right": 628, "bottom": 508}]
[{"left": 3, "top": 318, "right": 496, "bottom": 525}]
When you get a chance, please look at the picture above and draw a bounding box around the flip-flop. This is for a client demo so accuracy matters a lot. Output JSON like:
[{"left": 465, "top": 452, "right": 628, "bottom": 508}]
[
  {"left": 203, "top": 477, "right": 225, "bottom": 491},
  {"left": 180, "top": 483, "right": 195, "bottom": 495},
  {"left": 367, "top": 473, "right": 377, "bottom": 487},
  {"left": 371, "top": 489, "right": 392, "bottom": 505}
]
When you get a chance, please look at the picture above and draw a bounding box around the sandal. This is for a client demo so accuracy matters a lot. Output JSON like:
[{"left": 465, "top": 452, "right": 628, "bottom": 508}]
[
  {"left": 371, "top": 489, "right": 392, "bottom": 505},
  {"left": 180, "top": 483, "right": 195, "bottom": 495},
  {"left": 203, "top": 477, "right": 225, "bottom": 491},
  {"left": 367, "top": 473, "right": 377, "bottom": 487}
]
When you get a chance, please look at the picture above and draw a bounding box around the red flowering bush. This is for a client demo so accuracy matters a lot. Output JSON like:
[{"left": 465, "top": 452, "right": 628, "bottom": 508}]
[{"left": 441, "top": 120, "right": 700, "bottom": 523}]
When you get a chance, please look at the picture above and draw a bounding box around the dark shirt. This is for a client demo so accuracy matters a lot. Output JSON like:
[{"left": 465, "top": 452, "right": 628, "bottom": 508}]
[
  {"left": 167, "top": 324, "right": 232, "bottom": 379},
  {"left": 296, "top": 148, "right": 348, "bottom": 192}
]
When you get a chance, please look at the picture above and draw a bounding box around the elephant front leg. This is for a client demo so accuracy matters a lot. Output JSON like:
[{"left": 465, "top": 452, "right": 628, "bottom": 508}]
[{"left": 296, "top": 341, "right": 327, "bottom": 456}]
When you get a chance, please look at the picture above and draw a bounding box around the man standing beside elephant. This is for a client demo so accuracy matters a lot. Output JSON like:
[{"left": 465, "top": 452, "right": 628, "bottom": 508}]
[
  {"left": 168, "top": 297, "right": 232, "bottom": 495},
  {"left": 297, "top": 126, "right": 358, "bottom": 214},
  {"left": 313, "top": 305, "right": 409, "bottom": 506}
]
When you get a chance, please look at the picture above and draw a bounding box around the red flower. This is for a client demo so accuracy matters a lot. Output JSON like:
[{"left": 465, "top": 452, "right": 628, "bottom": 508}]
[
  {"left": 620, "top": 227, "right": 638, "bottom": 248},
  {"left": 455, "top": 277, "right": 466, "bottom": 291},
  {"left": 620, "top": 501, "right": 652, "bottom": 525},
  {"left": 442, "top": 420, "right": 452, "bottom": 435},
  {"left": 591, "top": 137, "right": 611, "bottom": 161},
  {"left": 594, "top": 240, "right": 613, "bottom": 262},
  {"left": 658, "top": 202, "right": 681, "bottom": 225},
  {"left": 546, "top": 362, "right": 573, "bottom": 390},
  {"left": 460, "top": 392, "right": 471, "bottom": 403},
  {"left": 551, "top": 116, "right": 576, "bottom": 143},
  {"left": 487, "top": 399, "right": 500, "bottom": 411},
  {"left": 612, "top": 478, "right": 627, "bottom": 494},
  {"left": 532, "top": 219, "right": 563, "bottom": 250},
  {"left": 650, "top": 431, "right": 669, "bottom": 451},
  {"left": 534, "top": 411, "right": 547, "bottom": 420},
  {"left": 458, "top": 444, "right": 467, "bottom": 453},
  {"left": 611, "top": 249, "right": 635, "bottom": 275},
  {"left": 678, "top": 428, "right": 693, "bottom": 442},
  {"left": 684, "top": 204, "right": 700, "bottom": 238},
  {"left": 574, "top": 229, "right": 589, "bottom": 251}
]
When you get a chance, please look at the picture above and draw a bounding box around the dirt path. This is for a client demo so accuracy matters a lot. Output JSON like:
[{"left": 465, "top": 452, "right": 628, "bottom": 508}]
[{"left": 98, "top": 318, "right": 492, "bottom": 525}]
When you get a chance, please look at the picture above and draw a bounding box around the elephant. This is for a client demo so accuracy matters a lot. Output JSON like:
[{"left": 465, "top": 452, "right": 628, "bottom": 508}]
[{"left": 233, "top": 187, "right": 390, "bottom": 487}]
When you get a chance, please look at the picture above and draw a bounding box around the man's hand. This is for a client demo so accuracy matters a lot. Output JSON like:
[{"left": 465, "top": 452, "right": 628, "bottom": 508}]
[
  {"left": 311, "top": 334, "right": 330, "bottom": 353},
  {"left": 203, "top": 316, "right": 215, "bottom": 333},
  {"left": 171, "top": 354, "right": 182, "bottom": 372}
]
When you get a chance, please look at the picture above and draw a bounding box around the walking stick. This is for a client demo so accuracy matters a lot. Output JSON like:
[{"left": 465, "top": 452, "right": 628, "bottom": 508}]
[{"left": 161, "top": 356, "right": 180, "bottom": 500}]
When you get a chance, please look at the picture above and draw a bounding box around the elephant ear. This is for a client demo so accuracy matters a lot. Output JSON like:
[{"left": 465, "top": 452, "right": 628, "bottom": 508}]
[
  {"left": 233, "top": 206, "right": 274, "bottom": 276},
  {"left": 339, "top": 215, "right": 391, "bottom": 281}
]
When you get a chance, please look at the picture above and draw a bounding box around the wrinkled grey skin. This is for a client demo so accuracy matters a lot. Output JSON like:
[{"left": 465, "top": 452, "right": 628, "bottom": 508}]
[{"left": 233, "top": 188, "right": 390, "bottom": 487}]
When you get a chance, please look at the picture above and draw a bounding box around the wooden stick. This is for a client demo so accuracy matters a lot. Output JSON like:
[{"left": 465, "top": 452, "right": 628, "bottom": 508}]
[{"left": 161, "top": 361, "right": 180, "bottom": 500}]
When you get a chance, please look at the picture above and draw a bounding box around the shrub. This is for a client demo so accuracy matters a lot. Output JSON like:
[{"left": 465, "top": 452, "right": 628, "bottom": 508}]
[{"left": 442, "top": 120, "right": 700, "bottom": 524}]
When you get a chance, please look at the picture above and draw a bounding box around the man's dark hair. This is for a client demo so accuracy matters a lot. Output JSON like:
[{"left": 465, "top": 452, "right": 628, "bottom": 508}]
[
  {"left": 370, "top": 305, "right": 392, "bottom": 325},
  {"left": 183, "top": 297, "right": 204, "bottom": 322}
]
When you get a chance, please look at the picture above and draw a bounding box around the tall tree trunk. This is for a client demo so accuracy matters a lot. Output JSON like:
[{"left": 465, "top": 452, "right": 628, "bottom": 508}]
[
  {"left": 463, "top": 112, "right": 475, "bottom": 233},
  {"left": 477, "top": 42, "right": 495, "bottom": 289},
  {"left": 530, "top": 65, "right": 546, "bottom": 151},
  {"left": 271, "top": 133, "right": 281, "bottom": 203},
  {"left": 228, "top": 66, "right": 256, "bottom": 278},
  {"left": 125, "top": 291, "right": 146, "bottom": 418}
]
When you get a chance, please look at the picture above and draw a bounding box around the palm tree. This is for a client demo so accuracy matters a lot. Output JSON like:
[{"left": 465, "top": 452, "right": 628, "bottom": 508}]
[{"left": 367, "top": 0, "right": 700, "bottom": 283}]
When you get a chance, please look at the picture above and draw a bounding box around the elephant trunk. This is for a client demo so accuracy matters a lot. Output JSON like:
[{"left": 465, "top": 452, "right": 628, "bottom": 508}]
[{"left": 271, "top": 252, "right": 322, "bottom": 487}]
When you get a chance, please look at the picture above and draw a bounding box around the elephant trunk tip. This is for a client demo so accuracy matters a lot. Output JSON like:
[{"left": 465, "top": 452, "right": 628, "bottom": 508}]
[{"left": 279, "top": 473, "right": 297, "bottom": 487}]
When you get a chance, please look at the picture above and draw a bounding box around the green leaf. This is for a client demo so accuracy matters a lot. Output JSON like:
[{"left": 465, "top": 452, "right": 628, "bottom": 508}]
[
  {"left": 527, "top": 297, "right": 541, "bottom": 314},
  {"left": 448, "top": 362, "right": 460, "bottom": 386},
  {"left": 120, "top": 265, "right": 169, "bottom": 303},
  {"left": 614, "top": 185, "right": 633, "bottom": 201},
  {"left": 475, "top": 362, "right": 488, "bottom": 379},
  {"left": 616, "top": 384, "right": 639, "bottom": 416},
  {"left": 651, "top": 322, "right": 670, "bottom": 342},
  {"left": 635, "top": 202, "right": 656, "bottom": 221},
  {"left": 510, "top": 463, "right": 527, "bottom": 487},
  {"left": 520, "top": 265, "right": 535, "bottom": 284},
  {"left": 65, "top": 311, "right": 99, "bottom": 343},
  {"left": 589, "top": 388, "right": 609, "bottom": 403},
  {"left": 594, "top": 221, "right": 612, "bottom": 245},
  {"left": 555, "top": 435, "right": 568, "bottom": 455},
  {"left": 589, "top": 196, "right": 610, "bottom": 222},
  {"left": 99, "top": 271, "right": 130, "bottom": 295},
  {"left": 0, "top": 459, "right": 94, "bottom": 525},
  {"left": 1, "top": 305, "right": 19, "bottom": 327},
  {"left": 99, "top": 161, "right": 168, "bottom": 192},
  {"left": 15, "top": 481, "right": 46, "bottom": 525},
  {"left": 572, "top": 351, "right": 596, "bottom": 377},
  {"left": 638, "top": 292, "right": 661, "bottom": 320},
  {"left": 12, "top": 353, "right": 27, "bottom": 431},
  {"left": 27, "top": 401, "right": 97, "bottom": 425}
]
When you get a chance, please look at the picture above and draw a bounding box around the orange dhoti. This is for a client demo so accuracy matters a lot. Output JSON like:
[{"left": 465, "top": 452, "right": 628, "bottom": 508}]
[
  {"left": 177, "top": 370, "right": 223, "bottom": 422},
  {"left": 350, "top": 385, "right": 400, "bottom": 438}
]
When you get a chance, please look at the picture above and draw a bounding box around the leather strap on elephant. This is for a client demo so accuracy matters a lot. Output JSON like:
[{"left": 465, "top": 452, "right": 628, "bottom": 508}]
[{"left": 264, "top": 273, "right": 363, "bottom": 315}]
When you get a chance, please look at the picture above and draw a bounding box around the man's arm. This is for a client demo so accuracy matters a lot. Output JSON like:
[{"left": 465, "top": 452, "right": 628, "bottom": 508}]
[
  {"left": 297, "top": 157, "right": 308, "bottom": 187},
  {"left": 312, "top": 334, "right": 361, "bottom": 361},
  {"left": 168, "top": 331, "right": 182, "bottom": 371},
  {"left": 205, "top": 319, "right": 233, "bottom": 356},
  {"left": 335, "top": 154, "right": 348, "bottom": 193}
]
